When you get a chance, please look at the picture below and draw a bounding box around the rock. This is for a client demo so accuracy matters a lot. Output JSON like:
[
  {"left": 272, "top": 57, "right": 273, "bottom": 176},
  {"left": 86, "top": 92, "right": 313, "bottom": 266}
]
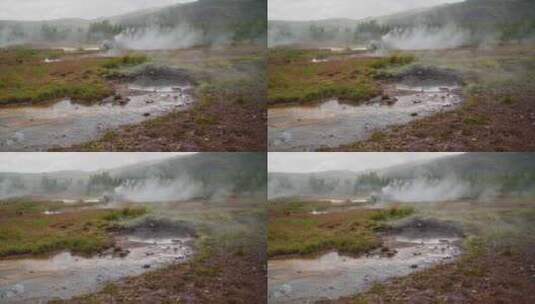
[
  {"left": 143, "top": 113, "right": 151, "bottom": 117},
  {"left": 411, "top": 113, "right": 419, "bottom": 117},
  {"left": 369, "top": 96, "right": 382, "bottom": 103},
  {"left": 279, "top": 284, "right": 292, "bottom": 295},
  {"left": 143, "top": 264, "right": 151, "bottom": 269},
  {"left": 410, "top": 264, "right": 419, "bottom": 269},
  {"left": 0, "top": 284, "right": 24, "bottom": 298}
]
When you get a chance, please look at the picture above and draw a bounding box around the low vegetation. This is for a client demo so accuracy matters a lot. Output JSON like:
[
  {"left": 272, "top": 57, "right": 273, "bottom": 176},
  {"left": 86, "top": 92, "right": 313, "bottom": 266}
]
[
  {"left": 268, "top": 201, "right": 414, "bottom": 258},
  {"left": 51, "top": 202, "right": 267, "bottom": 304},
  {"left": 268, "top": 48, "right": 414, "bottom": 105},
  {"left": 0, "top": 48, "right": 147, "bottom": 105},
  {"left": 0, "top": 200, "right": 146, "bottom": 257},
  {"left": 324, "top": 203, "right": 535, "bottom": 304},
  {"left": 102, "top": 54, "right": 148, "bottom": 69},
  {"left": 328, "top": 44, "right": 535, "bottom": 151},
  {"left": 55, "top": 46, "right": 267, "bottom": 151}
]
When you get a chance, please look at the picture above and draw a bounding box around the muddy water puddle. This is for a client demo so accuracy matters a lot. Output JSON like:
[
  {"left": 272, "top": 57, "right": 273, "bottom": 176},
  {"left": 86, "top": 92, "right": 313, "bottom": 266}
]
[
  {"left": 0, "top": 85, "right": 193, "bottom": 151},
  {"left": 268, "top": 236, "right": 461, "bottom": 304},
  {"left": 268, "top": 85, "right": 462, "bottom": 151},
  {"left": 0, "top": 236, "right": 193, "bottom": 303}
]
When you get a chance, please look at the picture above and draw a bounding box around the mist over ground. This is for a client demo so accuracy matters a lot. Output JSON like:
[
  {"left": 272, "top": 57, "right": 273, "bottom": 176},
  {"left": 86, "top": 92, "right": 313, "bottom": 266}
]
[
  {"left": 0, "top": 0, "right": 266, "bottom": 49},
  {"left": 268, "top": 153, "right": 535, "bottom": 202},
  {"left": 268, "top": 0, "right": 535, "bottom": 49},
  {"left": 0, "top": 153, "right": 267, "bottom": 202}
]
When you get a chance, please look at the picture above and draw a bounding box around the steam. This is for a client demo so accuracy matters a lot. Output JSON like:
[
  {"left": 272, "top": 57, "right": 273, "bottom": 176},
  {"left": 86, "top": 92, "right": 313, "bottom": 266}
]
[
  {"left": 380, "top": 176, "right": 470, "bottom": 202},
  {"left": 113, "top": 178, "right": 204, "bottom": 202},
  {"left": 0, "top": 179, "right": 27, "bottom": 199},
  {"left": 114, "top": 25, "right": 204, "bottom": 50},
  {"left": 382, "top": 24, "right": 469, "bottom": 50}
]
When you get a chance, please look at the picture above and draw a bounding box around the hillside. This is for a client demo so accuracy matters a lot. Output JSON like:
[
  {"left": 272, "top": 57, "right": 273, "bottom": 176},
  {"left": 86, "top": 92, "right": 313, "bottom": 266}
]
[
  {"left": 268, "top": 153, "right": 535, "bottom": 200},
  {"left": 268, "top": 0, "right": 535, "bottom": 47},
  {"left": 0, "top": 0, "right": 266, "bottom": 47},
  {"left": 0, "top": 153, "right": 267, "bottom": 200}
]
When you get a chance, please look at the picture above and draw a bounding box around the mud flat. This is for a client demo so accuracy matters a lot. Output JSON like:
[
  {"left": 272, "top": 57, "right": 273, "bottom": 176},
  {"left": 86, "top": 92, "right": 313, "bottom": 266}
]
[
  {"left": 268, "top": 238, "right": 461, "bottom": 304},
  {"left": 0, "top": 84, "right": 193, "bottom": 151},
  {"left": 0, "top": 233, "right": 194, "bottom": 303},
  {"left": 269, "top": 85, "right": 462, "bottom": 151},
  {"left": 268, "top": 219, "right": 464, "bottom": 303}
]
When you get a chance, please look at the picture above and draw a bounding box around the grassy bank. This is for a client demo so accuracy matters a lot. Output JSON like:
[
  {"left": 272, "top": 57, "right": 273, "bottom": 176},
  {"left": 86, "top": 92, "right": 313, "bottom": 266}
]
[
  {"left": 55, "top": 46, "right": 267, "bottom": 152},
  {"left": 268, "top": 48, "right": 414, "bottom": 105},
  {"left": 0, "top": 47, "right": 146, "bottom": 105},
  {"left": 0, "top": 200, "right": 146, "bottom": 257},
  {"left": 268, "top": 201, "right": 413, "bottom": 258},
  {"left": 326, "top": 44, "right": 535, "bottom": 151},
  {"left": 52, "top": 201, "right": 267, "bottom": 304},
  {"left": 323, "top": 202, "right": 535, "bottom": 304}
]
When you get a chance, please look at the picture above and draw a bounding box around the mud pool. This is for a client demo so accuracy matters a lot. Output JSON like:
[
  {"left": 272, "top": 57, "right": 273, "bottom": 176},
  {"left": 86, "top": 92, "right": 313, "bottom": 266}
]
[
  {"left": 268, "top": 235, "right": 461, "bottom": 304},
  {"left": 0, "top": 85, "right": 194, "bottom": 151},
  {"left": 0, "top": 235, "right": 193, "bottom": 303},
  {"left": 268, "top": 85, "right": 462, "bottom": 151}
]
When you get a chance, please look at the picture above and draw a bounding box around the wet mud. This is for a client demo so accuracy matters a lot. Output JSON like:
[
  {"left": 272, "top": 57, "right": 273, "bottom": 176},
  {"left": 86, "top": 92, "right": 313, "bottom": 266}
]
[
  {"left": 268, "top": 219, "right": 463, "bottom": 303},
  {"left": 0, "top": 84, "right": 194, "bottom": 151},
  {"left": 269, "top": 84, "right": 463, "bottom": 151},
  {"left": 0, "top": 220, "right": 196, "bottom": 303}
]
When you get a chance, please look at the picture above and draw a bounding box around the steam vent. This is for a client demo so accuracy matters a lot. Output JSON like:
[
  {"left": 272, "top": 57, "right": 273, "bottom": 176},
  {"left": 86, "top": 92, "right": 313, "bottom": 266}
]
[{"left": 1, "top": 0, "right": 535, "bottom": 303}]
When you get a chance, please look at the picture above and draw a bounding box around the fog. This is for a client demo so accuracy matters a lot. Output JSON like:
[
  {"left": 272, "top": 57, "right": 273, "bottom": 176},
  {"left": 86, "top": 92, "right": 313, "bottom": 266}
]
[
  {"left": 382, "top": 24, "right": 469, "bottom": 50},
  {"left": 0, "top": 0, "right": 195, "bottom": 21},
  {"left": 268, "top": 153, "right": 460, "bottom": 174},
  {"left": 113, "top": 178, "right": 204, "bottom": 202},
  {"left": 269, "top": 0, "right": 464, "bottom": 21},
  {"left": 381, "top": 176, "right": 470, "bottom": 202},
  {"left": 0, "top": 153, "right": 191, "bottom": 173},
  {"left": 114, "top": 25, "right": 205, "bottom": 50}
]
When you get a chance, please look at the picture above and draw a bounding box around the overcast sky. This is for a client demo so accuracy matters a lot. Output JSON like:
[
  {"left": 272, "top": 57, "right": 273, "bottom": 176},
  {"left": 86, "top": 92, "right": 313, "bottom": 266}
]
[
  {"left": 0, "top": 153, "right": 194, "bottom": 173},
  {"left": 269, "top": 0, "right": 464, "bottom": 21},
  {"left": 269, "top": 153, "right": 463, "bottom": 173},
  {"left": 0, "top": 0, "right": 196, "bottom": 21}
]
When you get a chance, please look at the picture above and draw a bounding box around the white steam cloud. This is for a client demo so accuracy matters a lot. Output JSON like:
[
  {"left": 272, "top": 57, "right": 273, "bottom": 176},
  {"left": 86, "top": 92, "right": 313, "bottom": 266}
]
[
  {"left": 382, "top": 24, "right": 469, "bottom": 50},
  {"left": 0, "top": 179, "right": 25, "bottom": 199},
  {"left": 114, "top": 25, "right": 204, "bottom": 50},
  {"left": 114, "top": 178, "right": 204, "bottom": 202},
  {"left": 380, "top": 176, "right": 470, "bottom": 202}
]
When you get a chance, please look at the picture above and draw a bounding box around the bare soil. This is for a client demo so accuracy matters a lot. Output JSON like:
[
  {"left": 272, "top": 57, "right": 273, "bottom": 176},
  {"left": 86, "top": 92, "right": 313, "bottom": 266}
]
[
  {"left": 52, "top": 247, "right": 266, "bottom": 304},
  {"left": 329, "top": 91, "right": 535, "bottom": 151},
  {"left": 322, "top": 245, "right": 535, "bottom": 304},
  {"left": 323, "top": 45, "right": 535, "bottom": 151},
  {"left": 54, "top": 99, "right": 266, "bottom": 152}
]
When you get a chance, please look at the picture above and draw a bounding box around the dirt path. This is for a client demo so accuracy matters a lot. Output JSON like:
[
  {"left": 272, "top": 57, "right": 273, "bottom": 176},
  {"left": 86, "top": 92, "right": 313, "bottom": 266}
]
[
  {"left": 322, "top": 245, "right": 535, "bottom": 304},
  {"left": 52, "top": 233, "right": 266, "bottom": 304},
  {"left": 328, "top": 91, "right": 535, "bottom": 151},
  {"left": 55, "top": 99, "right": 266, "bottom": 151},
  {"left": 326, "top": 45, "right": 535, "bottom": 151}
]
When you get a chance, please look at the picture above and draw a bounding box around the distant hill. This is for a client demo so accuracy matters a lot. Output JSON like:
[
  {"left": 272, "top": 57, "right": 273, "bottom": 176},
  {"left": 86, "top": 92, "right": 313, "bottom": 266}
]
[
  {"left": 0, "top": 0, "right": 266, "bottom": 47},
  {"left": 268, "top": 0, "right": 535, "bottom": 47},
  {"left": 0, "top": 153, "right": 266, "bottom": 200},
  {"left": 268, "top": 153, "right": 535, "bottom": 200}
]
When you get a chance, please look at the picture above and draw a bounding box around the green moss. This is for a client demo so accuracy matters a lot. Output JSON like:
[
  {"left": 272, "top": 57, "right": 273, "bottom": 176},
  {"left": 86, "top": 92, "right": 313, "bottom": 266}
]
[
  {"left": 268, "top": 203, "right": 414, "bottom": 258},
  {"left": 268, "top": 49, "right": 415, "bottom": 105},
  {"left": 0, "top": 201, "right": 146, "bottom": 257},
  {"left": 102, "top": 54, "right": 148, "bottom": 69}
]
